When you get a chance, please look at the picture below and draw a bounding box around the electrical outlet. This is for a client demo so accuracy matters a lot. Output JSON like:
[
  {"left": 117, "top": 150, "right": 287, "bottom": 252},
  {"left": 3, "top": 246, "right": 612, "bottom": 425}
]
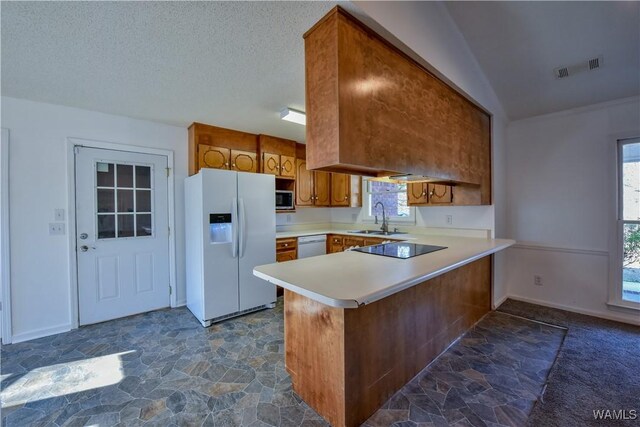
[
  {"left": 54, "top": 208, "right": 65, "bottom": 221},
  {"left": 446, "top": 215, "right": 453, "bottom": 225},
  {"left": 534, "top": 275, "right": 543, "bottom": 286},
  {"left": 49, "top": 223, "right": 65, "bottom": 235}
]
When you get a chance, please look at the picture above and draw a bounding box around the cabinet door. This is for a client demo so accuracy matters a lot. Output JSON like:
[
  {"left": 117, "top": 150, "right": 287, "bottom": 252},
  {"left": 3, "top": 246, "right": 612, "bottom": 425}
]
[
  {"left": 276, "top": 250, "right": 297, "bottom": 262},
  {"left": 331, "top": 173, "right": 350, "bottom": 206},
  {"left": 295, "top": 159, "right": 314, "bottom": 206},
  {"left": 364, "top": 238, "right": 383, "bottom": 246},
  {"left": 314, "top": 171, "right": 331, "bottom": 206},
  {"left": 199, "top": 145, "right": 230, "bottom": 170},
  {"left": 407, "top": 182, "right": 429, "bottom": 205},
  {"left": 329, "top": 245, "right": 344, "bottom": 253},
  {"left": 262, "top": 152, "right": 281, "bottom": 175},
  {"left": 344, "top": 237, "right": 365, "bottom": 247},
  {"left": 230, "top": 150, "right": 257, "bottom": 173},
  {"left": 428, "top": 184, "right": 453, "bottom": 204},
  {"left": 280, "top": 155, "right": 296, "bottom": 178}
]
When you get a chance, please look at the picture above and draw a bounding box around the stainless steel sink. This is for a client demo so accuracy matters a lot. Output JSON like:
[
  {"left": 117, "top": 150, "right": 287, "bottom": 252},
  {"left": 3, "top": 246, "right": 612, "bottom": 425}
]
[
  {"left": 348, "top": 230, "right": 408, "bottom": 236},
  {"left": 348, "top": 230, "right": 382, "bottom": 235}
]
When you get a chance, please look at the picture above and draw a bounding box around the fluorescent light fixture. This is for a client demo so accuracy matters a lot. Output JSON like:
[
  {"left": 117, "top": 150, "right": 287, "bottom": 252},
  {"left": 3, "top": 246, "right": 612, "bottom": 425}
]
[{"left": 280, "top": 108, "right": 306, "bottom": 126}]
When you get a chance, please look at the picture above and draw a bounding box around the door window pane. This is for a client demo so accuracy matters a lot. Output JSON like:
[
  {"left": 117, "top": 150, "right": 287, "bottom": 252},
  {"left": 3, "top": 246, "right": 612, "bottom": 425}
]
[
  {"left": 117, "top": 164, "right": 134, "bottom": 188},
  {"left": 136, "top": 190, "right": 151, "bottom": 213},
  {"left": 118, "top": 214, "right": 135, "bottom": 237},
  {"left": 136, "top": 214, "right": 152, "bottom": 237},
  {"left": 97, "top": 189, "right": 115, "bottom": 213},
  {"left": 136, "top": 166, "right": 151, "bottom": 188},
  {"left": 97, "top": 215, "right": 115, "bottom": 239},
  {"left": 97, "top": 162, "right": 114, "bottom": 187},
  {"left": 96, "top": 161, "right": 153, "bottom": 239},
  {"left": 117, "top": 189, "right": 134, "bottom": 213}
]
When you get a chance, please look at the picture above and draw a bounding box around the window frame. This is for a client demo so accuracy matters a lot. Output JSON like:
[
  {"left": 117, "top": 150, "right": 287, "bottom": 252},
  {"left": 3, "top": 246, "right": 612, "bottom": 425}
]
[
  {"left": 611, "top": 137, "right": 640, "bottom": 310},
  {"left": 361, "top": 178, "right": 416, "bottom": 224}
]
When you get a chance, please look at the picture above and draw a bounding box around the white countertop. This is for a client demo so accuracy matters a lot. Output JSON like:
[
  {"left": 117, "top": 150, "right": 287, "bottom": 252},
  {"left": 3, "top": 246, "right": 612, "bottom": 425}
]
[{"left": 254, "top": 233, "right": 515, "bottom": 308}]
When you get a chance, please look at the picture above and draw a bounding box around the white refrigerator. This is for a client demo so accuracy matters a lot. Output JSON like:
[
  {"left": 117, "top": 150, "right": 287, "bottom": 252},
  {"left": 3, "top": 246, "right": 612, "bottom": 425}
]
[{"left": 185, "top": 168, "right": 276, "bottom": 326}]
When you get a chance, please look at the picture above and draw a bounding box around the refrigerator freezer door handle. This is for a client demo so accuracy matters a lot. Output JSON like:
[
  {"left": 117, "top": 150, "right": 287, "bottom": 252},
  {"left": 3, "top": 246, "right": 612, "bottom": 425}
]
[
  {"left": 231, "top": 198, "right": 238, "bottom": 258},
  {"left": 239, "top": 198, "right": 246, "bottom": 258}
]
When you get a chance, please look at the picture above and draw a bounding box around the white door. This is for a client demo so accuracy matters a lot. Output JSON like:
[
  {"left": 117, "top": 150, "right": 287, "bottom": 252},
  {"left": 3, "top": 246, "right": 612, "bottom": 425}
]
[
  {"left": 75, "top": 147, "right": 170, "bottom": 325},
  {"left": 237, "top": 172, "right": 276, "bottom": 310}
]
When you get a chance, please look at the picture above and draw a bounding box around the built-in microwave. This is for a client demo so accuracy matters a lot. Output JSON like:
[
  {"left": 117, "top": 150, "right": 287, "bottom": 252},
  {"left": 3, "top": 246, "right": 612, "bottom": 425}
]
[{"left": 276, "top": 190, "right": 295, "bottom": 210}]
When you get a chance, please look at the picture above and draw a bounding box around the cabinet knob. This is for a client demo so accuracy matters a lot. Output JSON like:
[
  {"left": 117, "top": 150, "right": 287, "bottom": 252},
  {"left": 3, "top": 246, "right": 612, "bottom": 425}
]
[
  {"left": 284, "top": 243, "right": 288, "bottom": 247},
  {"left": 344, "top": 196, "right": 348, "bottom": 200},
  {"left": 225, "top": 162, "right": 229, "bottom": 167},
  {"left": 232, "top": 163, "right": 236, "bottom": 168}
]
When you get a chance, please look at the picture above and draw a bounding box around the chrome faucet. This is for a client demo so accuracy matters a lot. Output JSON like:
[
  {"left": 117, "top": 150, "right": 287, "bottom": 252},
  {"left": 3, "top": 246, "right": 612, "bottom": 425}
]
[{"left": 374, "top": 201, "right": 389, "bottom": 233}]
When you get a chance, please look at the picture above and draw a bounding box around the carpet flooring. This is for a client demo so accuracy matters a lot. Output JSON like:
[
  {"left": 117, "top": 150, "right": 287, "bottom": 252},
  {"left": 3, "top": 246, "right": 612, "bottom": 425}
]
[{"left": 497, "top": 299, "right": 640, "bottom": 427}]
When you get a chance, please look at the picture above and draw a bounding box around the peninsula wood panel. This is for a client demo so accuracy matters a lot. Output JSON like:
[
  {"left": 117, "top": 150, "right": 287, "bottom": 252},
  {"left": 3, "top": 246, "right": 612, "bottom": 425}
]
[
  {"left": 304, "top": 7, "right": 491, "bottom": 204},
  {"left": 284, "top": 256, "right": 492, "bottom": 427}
]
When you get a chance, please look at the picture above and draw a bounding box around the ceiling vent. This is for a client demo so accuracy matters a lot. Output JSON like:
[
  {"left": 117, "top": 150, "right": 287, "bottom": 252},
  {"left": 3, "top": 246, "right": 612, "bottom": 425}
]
[{"left": 554, "top": 55, "right": 603, "bottom": 79}]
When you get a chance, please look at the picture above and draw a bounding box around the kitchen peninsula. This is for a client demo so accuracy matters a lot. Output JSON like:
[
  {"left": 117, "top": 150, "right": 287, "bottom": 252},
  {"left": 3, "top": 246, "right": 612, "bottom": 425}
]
[{"left": 254, "top": 234, "right": 514, "bottom": 426}]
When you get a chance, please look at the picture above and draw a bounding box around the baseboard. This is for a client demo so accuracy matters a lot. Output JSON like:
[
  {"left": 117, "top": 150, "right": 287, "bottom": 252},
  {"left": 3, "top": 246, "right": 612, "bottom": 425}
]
[
  {"left": 11, "top": 323, "right": 72, "bottom": 344},
  {"left": 492, "top": 294, "right": 509, "bottom": 310},
  {"left": 506, "top": 294, "right": 640, "bottom": 326},
  {"left": 174, "top": 299, "right": 186, "bottom": 307}
]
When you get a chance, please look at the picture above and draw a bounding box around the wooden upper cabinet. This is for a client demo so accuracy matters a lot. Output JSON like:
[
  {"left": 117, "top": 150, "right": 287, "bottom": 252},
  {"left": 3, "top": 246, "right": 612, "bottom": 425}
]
[
  {"left": 315, "top": 171, "right": 331, "bottom": 206},
  {"left": 296, "top": 159, "right": 315, "bottom": 206},
  {"left": 262, "top": 153, "right": 281, "bottom": 175},
  {"left": 304, "top": 7, "right": 491, "bottom": 205},
  {"left": 258, "top": 135, "right": 298, "bottom": 179},
  {"left": 331, "top": 173, "right": 350, "bottom": 206},
  {"left": 189, "top": 123, "right": 258, "bottom": 175},
  {"left": 407, "top": 182, "right": 453, "bottom": 205},
  {"left": 280, "top": 155, "right": 296, "bottom": 178},
  {"left": 428, "top": 183, "right": 453, "bottom": 204},
  {"left": 407, "top": 183, "right": 428, "bottom": 205},
  {"left": 199, "top": 145, "right": 230, "bottom": 170},
  {"left": 230, "top": 150, "right": 257, "bottom": 173}
]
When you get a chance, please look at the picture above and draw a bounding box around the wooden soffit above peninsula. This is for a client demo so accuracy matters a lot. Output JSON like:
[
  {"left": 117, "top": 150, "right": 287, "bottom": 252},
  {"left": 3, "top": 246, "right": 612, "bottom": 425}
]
[{"left": 303, "top": 6, "right": 492, "bottom": 194}]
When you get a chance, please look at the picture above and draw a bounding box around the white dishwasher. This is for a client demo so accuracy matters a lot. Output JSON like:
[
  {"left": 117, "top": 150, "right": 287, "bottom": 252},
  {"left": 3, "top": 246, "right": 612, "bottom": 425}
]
[{"left": 297, "top": 235, "right": 327, "bottom": 258}]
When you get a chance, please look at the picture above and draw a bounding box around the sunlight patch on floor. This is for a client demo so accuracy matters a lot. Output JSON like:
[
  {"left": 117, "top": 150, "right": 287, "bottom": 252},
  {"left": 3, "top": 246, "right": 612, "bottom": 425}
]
[{"left": 1, "top": 350, "right": 134, "bottom": 408}]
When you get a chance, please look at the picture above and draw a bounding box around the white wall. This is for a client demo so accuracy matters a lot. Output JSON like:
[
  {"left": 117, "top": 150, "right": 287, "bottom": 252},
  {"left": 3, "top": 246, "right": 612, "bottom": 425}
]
[
  {"left": 505, "top": 97, "right": 640, "bottom": 324},
  {"left": 1, "top": 96, "right": 188, "bottom": 342},
  {"left": 276, "top": 208, "right": 331, "bottom": 227}
]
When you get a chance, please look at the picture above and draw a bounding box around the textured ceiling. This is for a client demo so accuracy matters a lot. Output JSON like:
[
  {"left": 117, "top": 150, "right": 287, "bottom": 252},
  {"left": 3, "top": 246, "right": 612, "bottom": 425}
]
[
  {"left": 1, "top": 1, "right": 342, "bottom": 142},
  {"left": 445, "top": 1, "right": 640, "bottom": 119}
]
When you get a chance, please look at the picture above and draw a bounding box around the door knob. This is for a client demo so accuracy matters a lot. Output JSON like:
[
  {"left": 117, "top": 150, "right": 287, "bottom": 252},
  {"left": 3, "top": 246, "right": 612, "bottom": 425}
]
[{"left": 80, "top": 245, "right": 95, "bottom": 252}]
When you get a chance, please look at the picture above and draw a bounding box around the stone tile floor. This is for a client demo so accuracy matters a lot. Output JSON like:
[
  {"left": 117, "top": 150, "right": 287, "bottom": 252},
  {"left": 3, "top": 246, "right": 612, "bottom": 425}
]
[{"left": 1, "top": 298, "right": 564, "bottom": 426}]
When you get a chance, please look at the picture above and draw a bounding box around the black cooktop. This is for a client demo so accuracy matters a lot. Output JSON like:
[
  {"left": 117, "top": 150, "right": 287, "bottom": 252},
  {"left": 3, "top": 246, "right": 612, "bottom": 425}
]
[{"left": 353, "top": 242, "right": 447, "bottom": 259}]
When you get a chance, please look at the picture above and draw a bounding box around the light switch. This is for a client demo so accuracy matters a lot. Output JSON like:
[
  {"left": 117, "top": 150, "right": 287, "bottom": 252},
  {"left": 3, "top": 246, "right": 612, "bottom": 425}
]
[
  {"left": 49, "top": 223, "right": 65, "bottom": 235},
  {"left": 54, "top": 209, "right": 65, "bottom": 221}
]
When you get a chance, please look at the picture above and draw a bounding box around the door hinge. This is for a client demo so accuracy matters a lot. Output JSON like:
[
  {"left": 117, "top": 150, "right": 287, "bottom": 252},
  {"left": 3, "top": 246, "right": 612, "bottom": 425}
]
[
  {"left": 169, "top": 287, "right": 172, "bottom": 295},
  {"left": 168, "top": 226, "right": 171, "bottom": 236},
  {"left": 166, "top": 167, "right": 171, "bottom": 177}
]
